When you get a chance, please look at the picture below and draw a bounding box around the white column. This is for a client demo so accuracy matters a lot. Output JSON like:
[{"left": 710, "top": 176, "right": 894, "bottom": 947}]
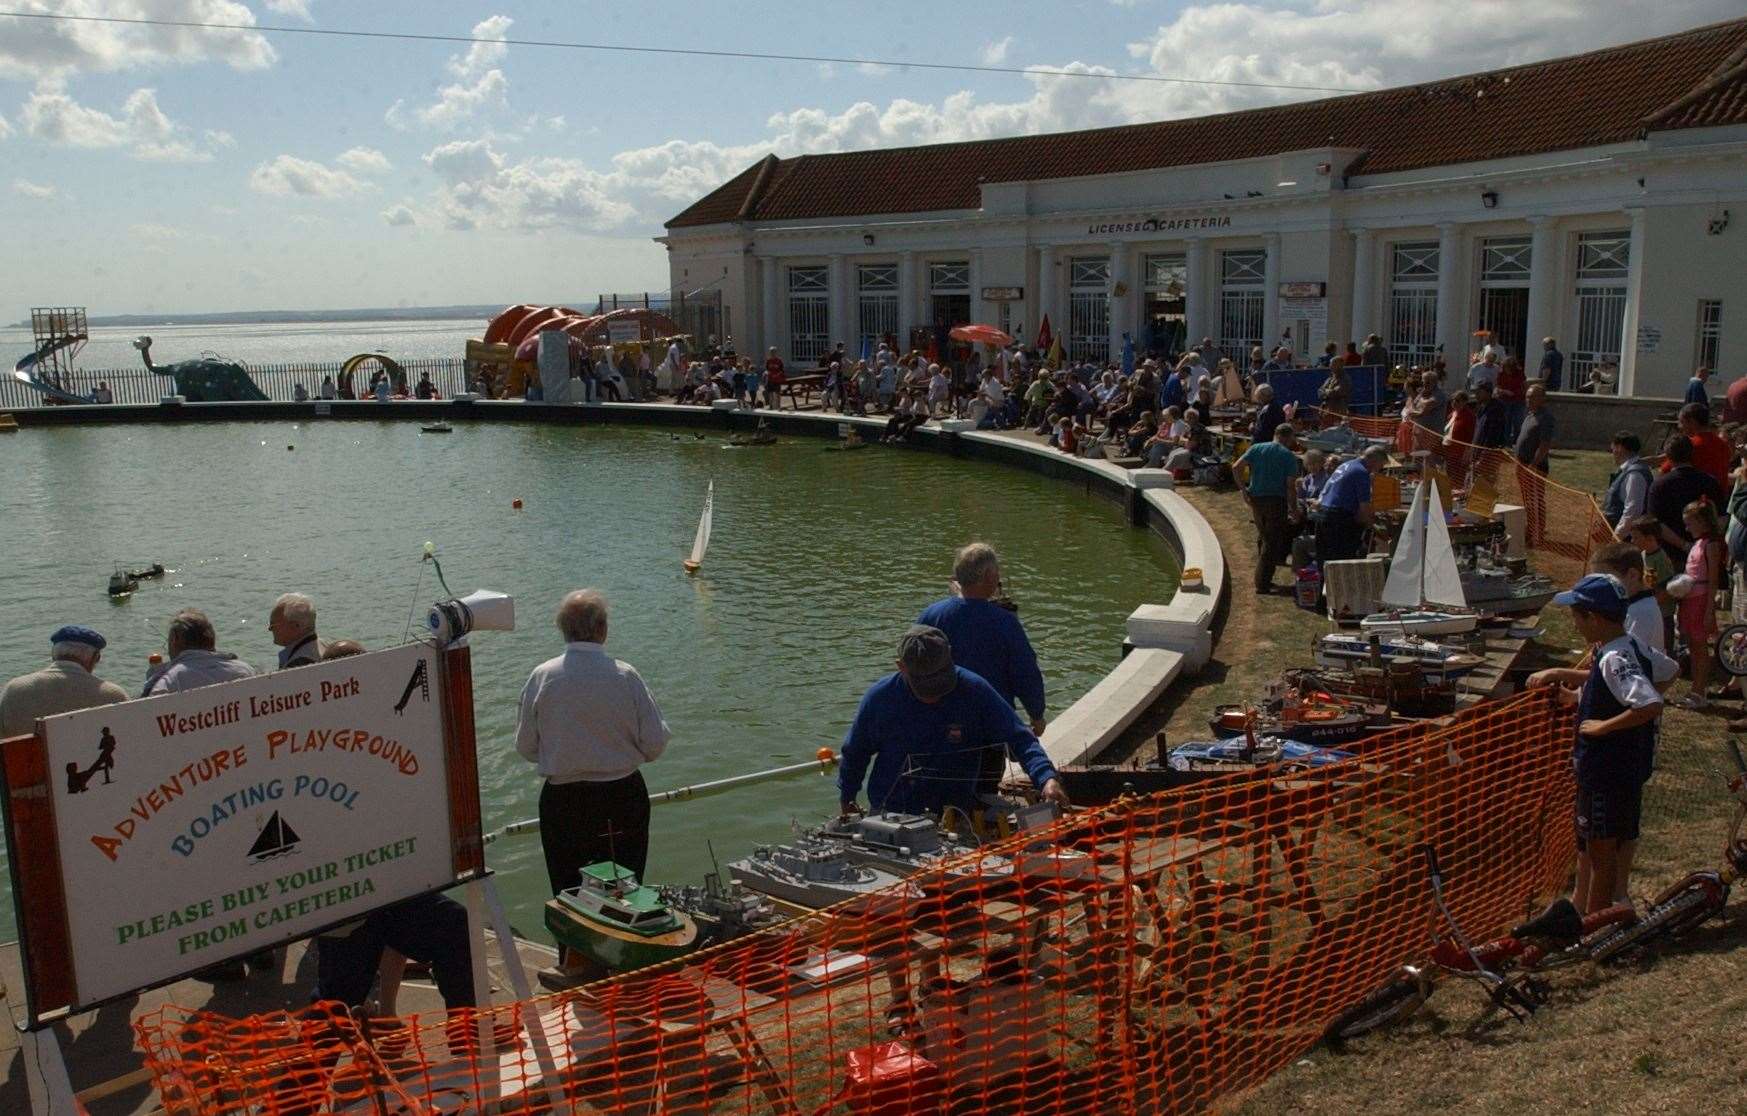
[
  {"left": 898, "top": 251, "right": 918, "bottom": 351},
  {"left": 1186, "top": 240, "right": 1211, "bottom": 348},
  {"left": 1618, "top": 207, "right": 1648, "bottom": 395},
  {"left": 1107, "top": 240, "right": 1129, "bottom": 358},
  {"left": 1522, "top": 217, "right": 1559, "bottom": 370},
  {"left": 760, "top": 256, "right": 781, "bottom": 358},
  {"left": 968, "top": 249, "right": 984, "bottom": 326},
  {"left": 1434, "top": 222, "right": 1465, "bottom": 366},
  {"left": 1349, "top": 228, "right": 1376, "bottom": 342},
  {"left": 827, "top": 253, "right": 848, "bottom": 354},
  {"left": 1037, "top": 244, "right": 1058, "bottom": 341},
  {"left": 1262, "top": 232, "right": 1282, "bottom": 352}
]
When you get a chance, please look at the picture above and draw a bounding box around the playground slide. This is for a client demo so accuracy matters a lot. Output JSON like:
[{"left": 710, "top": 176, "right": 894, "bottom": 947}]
[{"left": 13, "top": 332, "right": 85, "bottom": 374}]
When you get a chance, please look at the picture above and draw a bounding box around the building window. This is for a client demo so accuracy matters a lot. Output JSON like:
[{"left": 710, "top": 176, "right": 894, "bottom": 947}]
[
  {"left": 1217, "top": 249, "right": 1265, "bottom": 366},
  {"left": 1475, "top": 235, "right": 1531, "bottom": 362},
  {"left": 928, "top": 260, "right": 971, "bottom": 343},
  {"left": 856, "top": 264, "right": 898, "bottom": 352},
  {"left": 787, "top": 265, "right": 829, "bottom": 363},
  {"left": 1571, "top": 230, "right": 1630, "bottom": 391},
  {"left": 1388, "top": 241, "right": 1440, "bottom": 368},
  {"left": 1696, "top": 299, "right": 1723, "bottom": 370},
  {"left": 1068, "top": 256, "right": 1110, "bottom": 365},
  {"left": 1143, "top": 252, "right": 1187, "bottom": 358},
  {"left": 996, "top": 300, "right": 1012, "bottom": 337}
]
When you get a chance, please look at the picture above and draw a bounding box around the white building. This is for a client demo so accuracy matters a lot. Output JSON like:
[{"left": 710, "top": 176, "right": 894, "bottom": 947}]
[{"left": 662, "top": 18, "right": 1747, "bottom": 397}]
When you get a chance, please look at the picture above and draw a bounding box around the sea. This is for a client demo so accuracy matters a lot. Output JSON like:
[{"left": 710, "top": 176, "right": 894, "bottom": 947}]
[{"left": 2, "top": 318, "right": 484, "bottom": 373}]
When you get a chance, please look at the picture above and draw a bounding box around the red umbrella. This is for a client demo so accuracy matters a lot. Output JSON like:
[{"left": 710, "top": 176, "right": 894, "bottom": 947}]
[{"left": 949, "top": 323, "right": 1014, "bottom": 348}]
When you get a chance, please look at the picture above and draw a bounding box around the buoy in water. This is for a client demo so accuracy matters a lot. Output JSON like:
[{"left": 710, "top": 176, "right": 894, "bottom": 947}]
[
  {"left": 287, "top": 445, "right": 295, "bottom": 451},
  {"left": 816, "top": 747, "right": 835, "bottom": 764},
  {"left": 512, "top": 498, "right": 524, "bottom": 510}
]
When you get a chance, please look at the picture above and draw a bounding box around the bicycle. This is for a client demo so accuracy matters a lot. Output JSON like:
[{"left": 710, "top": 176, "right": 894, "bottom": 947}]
[
  {"left": 1326, "top": 844, "right": 1637, "bottom": 1039},
  {"left": 1580, "top": 739, "right": 1747, "bottom": 963}
]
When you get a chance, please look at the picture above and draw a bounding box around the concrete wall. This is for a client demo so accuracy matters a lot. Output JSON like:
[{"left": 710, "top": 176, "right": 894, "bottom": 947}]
[
  {"left": 1544, "top": 390, "right": 1684, "bottom": 451},
  {"left": 1635, "top": 202, "right": 1741, "bottom": 395}
]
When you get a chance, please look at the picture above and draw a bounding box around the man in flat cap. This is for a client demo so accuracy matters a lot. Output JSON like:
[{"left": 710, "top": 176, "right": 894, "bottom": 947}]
[
  {"left": 1, "top": 626, "right": 130, "bottom": 738},
  {"left": 838, "top": 625, "right": 1069, "bottom": 818}
]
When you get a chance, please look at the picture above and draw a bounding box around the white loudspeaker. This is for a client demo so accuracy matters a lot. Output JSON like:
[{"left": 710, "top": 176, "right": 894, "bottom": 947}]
[{"left": 426, "top": 590, "right": 516, "bottom": 643}]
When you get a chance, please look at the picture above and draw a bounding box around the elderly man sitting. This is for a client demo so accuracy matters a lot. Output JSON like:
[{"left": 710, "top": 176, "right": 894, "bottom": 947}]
[
  {"left": 144, "top": 610, "right": 257, "bottom": 695},
  {"left": 1, "top": 625, "right": 129, "bottom": 738},
  {"left": 269, "top": 592, "right": 323, "bottom": 669}
]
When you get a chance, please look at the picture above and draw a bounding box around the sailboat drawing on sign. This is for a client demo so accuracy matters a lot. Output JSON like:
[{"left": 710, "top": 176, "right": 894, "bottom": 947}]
[
  {"left": 1360, "top": 478, "right": 1478, "bottom": 637},
  {"left": 682, "top": 480, "right": 713, "bottom": 575},
  {"left": 248, "top": 811, "right": 302, "bottom": 862}
]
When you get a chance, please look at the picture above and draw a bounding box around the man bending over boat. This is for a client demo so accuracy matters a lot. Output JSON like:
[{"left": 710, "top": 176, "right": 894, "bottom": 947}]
[{"left": 839, "top": 625, "right": 1068, "bottom": 821}]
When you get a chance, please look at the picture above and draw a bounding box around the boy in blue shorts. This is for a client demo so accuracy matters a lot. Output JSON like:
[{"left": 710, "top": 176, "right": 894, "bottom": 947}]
[{"left": 1528, "top": 574, "right": 1670, "bottom": 914}]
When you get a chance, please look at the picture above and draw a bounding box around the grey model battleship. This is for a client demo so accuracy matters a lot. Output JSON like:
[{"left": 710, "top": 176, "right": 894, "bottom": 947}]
[{"left": 728, "top": 835, "right": 920, "bottom": 909}]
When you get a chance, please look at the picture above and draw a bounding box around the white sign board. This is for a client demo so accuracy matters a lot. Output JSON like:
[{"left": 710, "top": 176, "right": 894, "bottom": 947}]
[
  {"left": 1636, "top": 324, "right": 1661, "bottom": 354},
  {"left": 36, "top": 642, "right": 459, "bottom": 1008},
  {"left": 607, "top": 320, "right": 641, "bottom": 344}
]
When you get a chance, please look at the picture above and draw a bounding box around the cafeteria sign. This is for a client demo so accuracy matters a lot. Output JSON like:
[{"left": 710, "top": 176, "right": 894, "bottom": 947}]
[{"left": 1, "top": 641, "right": 482, "bottom": 1024}]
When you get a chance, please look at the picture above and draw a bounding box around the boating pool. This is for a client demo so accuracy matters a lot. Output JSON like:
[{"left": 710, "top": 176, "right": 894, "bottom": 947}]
[{"left": 0, "top": 420, "right": 1177, "bottom": 938}]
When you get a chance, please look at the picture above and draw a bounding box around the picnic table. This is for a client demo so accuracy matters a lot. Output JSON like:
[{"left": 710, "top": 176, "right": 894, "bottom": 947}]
[{"left": 778, "top": 373, "right": 825, "bottom": 410}]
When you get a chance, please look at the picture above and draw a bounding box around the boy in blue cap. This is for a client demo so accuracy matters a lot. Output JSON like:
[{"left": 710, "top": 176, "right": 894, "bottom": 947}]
[{"left": 1528, "top": 574, "right": 1673, "bottom": 914}]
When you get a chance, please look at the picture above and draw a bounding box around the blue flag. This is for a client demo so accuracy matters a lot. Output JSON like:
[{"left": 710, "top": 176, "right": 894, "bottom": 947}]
[
  {"left": 860, "top": 336, "right": 872, "bottom": 363},
  {"left": 1121, "top": 332, "right": 1135, "bottom": 377}
]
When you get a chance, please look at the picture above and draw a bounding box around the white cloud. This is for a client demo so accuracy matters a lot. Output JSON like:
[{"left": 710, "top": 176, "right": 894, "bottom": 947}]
[
  {"left": 248, "top": 153, "right": 369, "bottom": 197},
  {"left": 0, "top": 111, "right": 11, "bottom": 139},
  {"left": 381, "top": 203, "right": 416, "bottom": 227},
  {"left": 262, "top": 0, "right": 313, "bottom": 20},
  {"left": 981, "top": 36, "right": 1013, "bottom": 66},
  {"left": 19, "top": 82, "right": 222, "bottom": 161},
  {"left": 128, "top": 222, "right": 219, "bottom": 243},
  {"left": 13, "top": 178, "right": 55, "bottom": 198},
  {"left": 0, "top": 0, "right": 276, "bottom": 78},
  {"left": 418, "top": 68, "right": 509, "bottom": 129},
  {"left": 336, "top": 145, "right": 391, "bottom": 174},
  {"left": 421, "top": 137, "right": 636, "bottom": 232},
  {"left": 451, "top": 15, "right": 511, "bottom": 78}
]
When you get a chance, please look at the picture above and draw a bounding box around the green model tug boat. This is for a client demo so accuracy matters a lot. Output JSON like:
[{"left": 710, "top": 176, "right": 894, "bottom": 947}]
[{"left": 544, "top": 861, "right": 699, "bottom": 972}]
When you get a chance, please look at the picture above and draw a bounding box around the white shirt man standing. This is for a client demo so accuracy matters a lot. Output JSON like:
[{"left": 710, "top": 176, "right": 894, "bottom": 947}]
[
  {"left": 1467, "top": 347, "right": 1502, "bottom": 393},
  {"left": 515, "top": 589, "right": 670, "bottom": 985}
]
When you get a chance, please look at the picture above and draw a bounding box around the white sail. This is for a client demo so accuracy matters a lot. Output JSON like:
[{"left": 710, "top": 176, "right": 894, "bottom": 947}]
[
  {"left": 1380, "top": 481, "right": 1426, "bottom": 608},
  {"left": 1420, "top": 481, "right": 1467, "bottom": 609},
  {"left": 688, "top": 480, "right": 714, "bottom": 566}
]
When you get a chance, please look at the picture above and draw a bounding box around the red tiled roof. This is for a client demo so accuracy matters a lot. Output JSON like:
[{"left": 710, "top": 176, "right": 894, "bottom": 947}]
[{"left": 667, "top": 18, "right": 1747, "bottom": 229}]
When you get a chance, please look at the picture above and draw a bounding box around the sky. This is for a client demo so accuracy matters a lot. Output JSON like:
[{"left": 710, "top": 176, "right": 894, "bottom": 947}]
[{"left": 1, "top": 0, "right": 1741, "bottom": 316}]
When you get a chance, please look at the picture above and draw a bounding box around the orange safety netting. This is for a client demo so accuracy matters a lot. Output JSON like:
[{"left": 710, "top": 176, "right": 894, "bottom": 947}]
[
  {"left": 137, "top": 690, "right": 1576, "bottom": 1115},
  {"left": 1319, "top": 411, "right": 1614, "bottom": 586}
]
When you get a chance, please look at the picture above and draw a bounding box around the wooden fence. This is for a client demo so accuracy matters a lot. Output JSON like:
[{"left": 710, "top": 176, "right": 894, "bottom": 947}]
[{"left": 1, "top": 358, "right": 470, "bottom": 409}]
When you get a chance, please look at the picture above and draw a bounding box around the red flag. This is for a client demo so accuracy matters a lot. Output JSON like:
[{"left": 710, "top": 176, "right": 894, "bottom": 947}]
[
  {"left": 1035, "top": 314, "right": 1053, "bottom": 353},
  {"left": 926, "top": 334, "right": 939, "bottom": 362}
]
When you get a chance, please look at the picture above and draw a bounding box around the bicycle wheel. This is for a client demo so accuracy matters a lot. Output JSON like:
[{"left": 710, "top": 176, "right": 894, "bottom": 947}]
[
  {"left": 1716, "top": 624, "right": 1747, "bottom": 678},
  {"left": 1326, "top": 976, "right": 1429, "bottom": 1039},
  {"left": 1588, "top": 887, "right": 1717, "bottom": 964}
]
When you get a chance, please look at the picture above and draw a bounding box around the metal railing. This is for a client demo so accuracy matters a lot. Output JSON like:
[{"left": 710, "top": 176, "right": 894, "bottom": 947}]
[{"left": 0, "top": 358, "right": 469, "bottom": 409}]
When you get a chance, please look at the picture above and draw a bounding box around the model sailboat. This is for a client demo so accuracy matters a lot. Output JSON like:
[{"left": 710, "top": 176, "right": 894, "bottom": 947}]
[
  {"left": 1360, "top": 479, "right": 1477, "bottom": 636},
  {"left": 682, "top": 479, "right": 713, "bottom": 574}
]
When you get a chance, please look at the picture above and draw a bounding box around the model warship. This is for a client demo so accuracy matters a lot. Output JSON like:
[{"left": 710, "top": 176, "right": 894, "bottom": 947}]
[
  {"left": 812, "top": 811, "right": 1013, "bottom": 885},
  {"left": 1315, "top": 631, "right": 1484, "bottom": 681},
  {"left": 657, "top": 869, "right": 787, "bottom": 947},
  {"left": 1166, "top": 735, "right": 1353, "bottom": 774},
  {"left": 728, "top": 835, "right": 921, "bottom": 909},
  {"left": 545, "top": 861, "right": 699, "bottom": 972}
]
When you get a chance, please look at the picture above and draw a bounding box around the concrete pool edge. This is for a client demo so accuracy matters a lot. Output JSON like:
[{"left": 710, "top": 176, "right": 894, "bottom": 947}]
[{"left": 9, "top": 399, "right": 1228, "bottom": 769}]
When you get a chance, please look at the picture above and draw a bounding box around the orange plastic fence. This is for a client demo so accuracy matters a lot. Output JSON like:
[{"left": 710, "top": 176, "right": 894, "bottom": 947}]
[
  {"left": 1322, "top": 411, "right": 1614, "bottom": 586},
  {"left": 137, "top": 690, "right": 1576, "bottom": 1115}
]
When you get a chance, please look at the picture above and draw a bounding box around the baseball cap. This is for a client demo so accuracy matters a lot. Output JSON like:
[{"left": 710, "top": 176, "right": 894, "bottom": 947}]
[
  {"left": 897, "top": 625, "right": 958, "bottom": 701},
  {"left": 1553, "top": 573, "right": 1628, "bottom": 620},
  {"left": 50, "top": 625, "right": 106, "bottom": 650}
]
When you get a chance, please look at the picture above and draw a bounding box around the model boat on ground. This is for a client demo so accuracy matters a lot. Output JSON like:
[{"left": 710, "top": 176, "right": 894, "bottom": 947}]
[
  {"left": 544, "top": 861, "right": 698, "bottom": 972},
  {"left": 1280, "top": 664, "right": 1456, "bottom": 719},
  {"left": 1361, "top": 473, "right": 1478, "bottom": 638},
  {"left": 1208, "top": 699, "right": 1390, "bottom": 748},
  {"left": 813, "top": 811, "right": 1013, "bottom": 888},
  {"left": 658, "top": 870, "right": 787, "bottom": 947},
  {"left": 728, "top": 836, "right": 919, "bottom": 909},
  {"left": 1460, "top": 566, "right": 1557, "bottom": 615},
  {"left": 1167, "top": 735, "right": 1353, "bottom": 774},
  {"left": 1315, "top": 632, "right": 1484, "bottom": 682}
]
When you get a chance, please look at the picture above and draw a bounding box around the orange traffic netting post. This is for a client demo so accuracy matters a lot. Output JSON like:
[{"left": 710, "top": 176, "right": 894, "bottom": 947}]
[{"left": 137, "top": 690, "right": 1576, "bottom": 1115}]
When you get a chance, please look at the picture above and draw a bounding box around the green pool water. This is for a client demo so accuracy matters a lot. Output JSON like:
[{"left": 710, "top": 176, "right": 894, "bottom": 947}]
[{"left": 0, "top": 419, "right": 1177, "bottom": 941}]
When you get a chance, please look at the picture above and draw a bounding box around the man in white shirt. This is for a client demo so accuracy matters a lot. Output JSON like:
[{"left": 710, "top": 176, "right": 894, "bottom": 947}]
[
  {"left": 269, "top": 593, "right": 323, "bottom": 669},
  {"left": 1466, "top": 346, "right": 1501, "bottom": 393},
  {"left": 514, "top": 590, "right": 670, "bottom": 981},
  {"left": 976, "top": 371, "right": 1008, "bottom": 429}
]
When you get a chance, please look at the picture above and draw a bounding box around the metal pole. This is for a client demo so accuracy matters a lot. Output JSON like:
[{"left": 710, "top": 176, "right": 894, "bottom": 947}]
[{"left": 482, "top": 751, "right": 838, "bottom": 845}]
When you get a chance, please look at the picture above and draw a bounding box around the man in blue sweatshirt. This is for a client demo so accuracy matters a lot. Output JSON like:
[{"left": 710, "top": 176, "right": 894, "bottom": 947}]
[
  {"left": 918, "top": 543, "right": 1048, "bottom": 791},
  {"left": 839, "top": 626, "right": 1068, "bottom": 817}
]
